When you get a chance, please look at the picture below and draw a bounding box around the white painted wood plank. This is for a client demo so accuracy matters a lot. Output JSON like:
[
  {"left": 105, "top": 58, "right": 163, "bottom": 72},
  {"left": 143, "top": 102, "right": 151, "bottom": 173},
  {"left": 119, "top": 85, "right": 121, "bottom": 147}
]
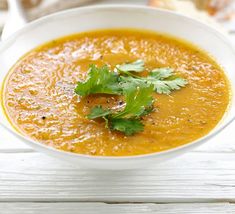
[
  {"left": 0, "top": 152, "right": 235, "bottom": 202},
  {"left": 0, "top": 203, "right": 234, "bottom": 214}
]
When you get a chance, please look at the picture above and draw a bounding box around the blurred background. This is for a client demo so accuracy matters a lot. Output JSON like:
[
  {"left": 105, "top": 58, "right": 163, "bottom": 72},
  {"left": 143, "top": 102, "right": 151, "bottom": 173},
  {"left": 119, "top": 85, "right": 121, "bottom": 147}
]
[{"left": 0, "top": 0, "right": 234, "bottom": 33}]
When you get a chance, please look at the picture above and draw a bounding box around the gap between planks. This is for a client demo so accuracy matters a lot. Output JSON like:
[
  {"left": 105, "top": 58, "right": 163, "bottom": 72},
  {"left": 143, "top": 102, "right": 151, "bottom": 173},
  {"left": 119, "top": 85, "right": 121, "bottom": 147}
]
[{"left": 0, "top": 202, "right": 234, "bottom": 214}]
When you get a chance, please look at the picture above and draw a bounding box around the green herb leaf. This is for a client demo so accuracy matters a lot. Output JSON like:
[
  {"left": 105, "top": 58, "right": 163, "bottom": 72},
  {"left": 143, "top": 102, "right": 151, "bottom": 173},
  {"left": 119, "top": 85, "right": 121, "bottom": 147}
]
[
  {"left": 150, "top": 68, "right": 173, "bottom": 79},
  {"left": 110, "top": 118, "right": 144, "bottom": 136},
  {"left": 113, "top": 84, "right": 154, "bottom": 119},
  {"left": 120, "top": 70, "right": 187, "bottom": 95},
  {"left": 116, "top": 59, "right": 145, "bottom": 73},
  {"left": 74, "top": 65, "right": 122, "bottom": 96},
  {"left": 87, "top": 106, "right": 111, "bottom": 119},
  {"left": 152, "top": 77, "right": 188, "bottom": 94},
  {"left": 86, "top": 84, "right": 154, "bottom": 136}
]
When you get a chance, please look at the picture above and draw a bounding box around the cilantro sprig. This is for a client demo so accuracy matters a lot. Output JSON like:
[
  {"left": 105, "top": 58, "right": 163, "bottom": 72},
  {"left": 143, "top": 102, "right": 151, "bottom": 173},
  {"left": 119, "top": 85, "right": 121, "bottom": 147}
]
[
  {"left": 87, "top": 84, "right": 154, "bottom": 136},
  {"left": 116, "top": 59, "right": 145, "bottom": 73},
  {"left": 74, "top": 60, "right": 188, "bottom": 135},
  {"left": 74, "top": 65, "right": 122, "bottom": 96},
  {"left": 120, "top": 68, "right": 187, "bottom": 95}
]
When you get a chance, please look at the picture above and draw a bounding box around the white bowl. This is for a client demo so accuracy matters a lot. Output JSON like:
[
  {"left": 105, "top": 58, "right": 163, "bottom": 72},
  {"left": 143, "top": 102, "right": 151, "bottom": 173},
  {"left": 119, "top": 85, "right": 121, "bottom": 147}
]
[{"left": 0, "top": 5, "right": 234, "bottom": 170}]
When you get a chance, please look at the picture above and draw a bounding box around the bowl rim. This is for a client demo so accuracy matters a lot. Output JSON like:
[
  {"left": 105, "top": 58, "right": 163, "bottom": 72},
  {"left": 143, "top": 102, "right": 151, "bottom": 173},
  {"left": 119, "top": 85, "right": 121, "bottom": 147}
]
[{"left": 0, "top": 4, "right": 235, "bottom": 161}]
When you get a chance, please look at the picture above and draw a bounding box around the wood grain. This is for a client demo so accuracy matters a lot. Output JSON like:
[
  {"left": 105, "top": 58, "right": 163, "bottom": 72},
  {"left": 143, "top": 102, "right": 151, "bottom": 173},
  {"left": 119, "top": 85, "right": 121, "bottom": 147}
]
[
  {"left": 0, "top": 202, "right": 234, "bottom": 214},
  {"left": 0, "top": 152, "right": 235, "bottom": 203}
]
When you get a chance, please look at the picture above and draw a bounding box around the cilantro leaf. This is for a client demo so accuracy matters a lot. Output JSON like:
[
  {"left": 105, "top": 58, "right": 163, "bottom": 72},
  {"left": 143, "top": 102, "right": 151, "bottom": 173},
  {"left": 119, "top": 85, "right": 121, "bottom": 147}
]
[
  {"left": 74, "top": 65, "right": 122, "bottom": 96},
  {"left": 110, "top": 118, "right": 144, "bottom": 136},
  {"left": 86, "top": 84, "right": 154, "bottom": 136},
  {"left": 150, "top": 68, "right": 173, "bottom": 79},
  {"left": 87, "top": 106, "right": 111, "bottom": 119},
  {"left": 149, "top": 68, "right": 188, "bottom": 94},
  {"left": 152, "top": 77, "right": 188, "bottom": 94},
  {"left": 116, "top": 59, "right": 145, "bottom": 73},
  {"left": 120, "top": 70, "right": 187, "bottom": 95},
  {"left": 113, "top": 84, "right": 154, "bottom": 119}
]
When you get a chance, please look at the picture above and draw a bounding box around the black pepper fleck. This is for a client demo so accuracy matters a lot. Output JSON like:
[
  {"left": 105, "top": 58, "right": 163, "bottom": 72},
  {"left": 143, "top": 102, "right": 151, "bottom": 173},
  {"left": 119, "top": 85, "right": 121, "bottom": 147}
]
[
  {"left": 42, "top": 116, "right": 46, "bottom": 120},
  {"left": 118, "top": 101, "right": 124, "bottom": 105}
]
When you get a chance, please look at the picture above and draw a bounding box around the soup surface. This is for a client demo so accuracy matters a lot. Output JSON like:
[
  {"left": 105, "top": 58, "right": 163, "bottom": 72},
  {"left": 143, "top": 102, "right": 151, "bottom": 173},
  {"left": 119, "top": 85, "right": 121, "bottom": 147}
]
[{"left": 2, "top": 29, "right": 230, "bottom": 156}]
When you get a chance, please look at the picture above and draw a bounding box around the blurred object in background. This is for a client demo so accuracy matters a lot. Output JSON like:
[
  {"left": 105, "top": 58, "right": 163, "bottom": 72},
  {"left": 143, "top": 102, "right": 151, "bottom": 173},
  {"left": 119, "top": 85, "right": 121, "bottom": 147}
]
[
  {"left": 27, "top": 0, "right": 99, "bottom": 20},
  {"left": 0, "top": 0, "right": 235, "bottom": 32},
  {"left": 148, "top": 0, "right": 235, "bottom": 31},
  {"left": 148, "top": 0, "right": 201, "bottom": 13},
  {"left": 0, "top": 0, "right": 42, "bottom": 9},
  {"left": 1, "top": 0, "right": 234, "bottom": 21},
  {"left": 0, "top": 0, "right": 99, "bottom": 33},
  {"left": 149, "top": 0, "right": 235, "bottom": 21},
  {"left": 0, "top": 0, "right": 99, "bottom": 12},
  {"left": 194, "top": 0, "right": 232, "bottom": 15},
  {"left": 20, "top": 0, "right": 42, "bottom": 9},
  {"left": 148, "top": 0, "right": 222, "bottom": 29},
  {"left": 194, "top": 0, "right": 235, "bottom": 22}
]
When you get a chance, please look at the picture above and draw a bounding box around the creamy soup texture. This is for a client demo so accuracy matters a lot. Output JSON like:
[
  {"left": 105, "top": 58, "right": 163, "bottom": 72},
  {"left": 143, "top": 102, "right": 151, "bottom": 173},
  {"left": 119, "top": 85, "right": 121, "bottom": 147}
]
[{"left": 2, "top": 29, "right": 230, "bottom": 156}]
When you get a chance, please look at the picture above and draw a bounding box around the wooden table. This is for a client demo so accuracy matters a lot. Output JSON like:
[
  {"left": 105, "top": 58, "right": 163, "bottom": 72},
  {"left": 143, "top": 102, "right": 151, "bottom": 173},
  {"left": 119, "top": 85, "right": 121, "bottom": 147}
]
[{"left": 1, "top": 1, "right": 235, "bottom": 213}]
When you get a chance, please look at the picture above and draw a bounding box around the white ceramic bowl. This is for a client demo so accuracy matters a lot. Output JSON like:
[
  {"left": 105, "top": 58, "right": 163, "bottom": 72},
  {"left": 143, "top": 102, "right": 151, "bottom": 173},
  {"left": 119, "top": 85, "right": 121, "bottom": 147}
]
[{"left": 0, "top": 5, "right": 235, "bottom": 170}]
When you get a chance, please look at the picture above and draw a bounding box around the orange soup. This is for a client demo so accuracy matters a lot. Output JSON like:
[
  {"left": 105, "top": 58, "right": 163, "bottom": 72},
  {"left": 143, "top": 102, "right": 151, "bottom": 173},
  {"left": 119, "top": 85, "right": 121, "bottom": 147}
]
[{"left": 1, "top": 29, "right": 230, "bottom": 156}]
